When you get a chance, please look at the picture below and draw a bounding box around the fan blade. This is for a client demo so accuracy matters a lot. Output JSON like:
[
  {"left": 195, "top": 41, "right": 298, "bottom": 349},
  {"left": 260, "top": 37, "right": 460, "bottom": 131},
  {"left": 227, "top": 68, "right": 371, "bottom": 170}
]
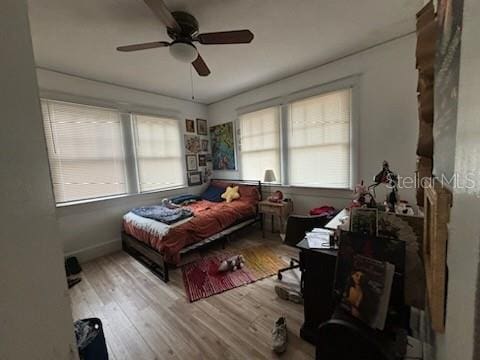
[
  {"left": 197, "top": 30, "right": 254, "bottom": 45},
  {"left": 117, "top": 41, "right": 170, "bottom": 52},
  {"left": 143, "top": 0, "right": 181, "bottom": 32},
  {"left": 192, "top": 54, "right": 210, "bottom": 77}
]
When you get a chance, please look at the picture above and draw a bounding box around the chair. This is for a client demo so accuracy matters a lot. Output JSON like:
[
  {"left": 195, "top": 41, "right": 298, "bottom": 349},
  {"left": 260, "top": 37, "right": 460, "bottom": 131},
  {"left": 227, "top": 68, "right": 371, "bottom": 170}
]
[
  {"left": 316, "top": 309, "right": 394, "bottom": 360},
  {"left": 277, "top": 214, "right": 335, "bottom": 280}
]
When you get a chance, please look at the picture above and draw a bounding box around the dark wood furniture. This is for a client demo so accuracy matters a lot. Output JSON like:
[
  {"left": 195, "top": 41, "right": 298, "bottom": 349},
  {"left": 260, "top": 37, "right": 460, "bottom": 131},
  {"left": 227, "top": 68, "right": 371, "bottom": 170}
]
[
  {"left": 122, "top": 179, "right": 262, "bottom": 283},
  {"left": 297, "top": 238, "right": 338, "bottom": 344},
  {"left": 316, "top": 309, "right": 397, "bottom": 360},
  {"left": 277, "top": 214, "right": 334, "bottom": 280}
]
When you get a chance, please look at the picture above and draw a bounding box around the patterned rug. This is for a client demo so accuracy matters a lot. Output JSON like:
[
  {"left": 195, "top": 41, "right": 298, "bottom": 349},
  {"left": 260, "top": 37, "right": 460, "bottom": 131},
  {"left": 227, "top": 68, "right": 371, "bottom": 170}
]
[{"left": 182, "top": 245, "right": 287, "bottom": 302}]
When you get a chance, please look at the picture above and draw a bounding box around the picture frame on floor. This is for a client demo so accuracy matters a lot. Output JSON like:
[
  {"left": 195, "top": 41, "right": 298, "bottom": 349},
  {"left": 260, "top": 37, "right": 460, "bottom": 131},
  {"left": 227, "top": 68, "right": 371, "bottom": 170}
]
[{"left": 188, "top": 171, "right": 202, "bottom": 186}]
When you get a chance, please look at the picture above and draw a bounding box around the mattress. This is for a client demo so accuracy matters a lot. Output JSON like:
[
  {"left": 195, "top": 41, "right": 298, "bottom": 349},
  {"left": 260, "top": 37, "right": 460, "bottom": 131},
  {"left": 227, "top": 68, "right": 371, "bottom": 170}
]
[{"left": 123, "top": 196, "right": 258, "bottom": 264}]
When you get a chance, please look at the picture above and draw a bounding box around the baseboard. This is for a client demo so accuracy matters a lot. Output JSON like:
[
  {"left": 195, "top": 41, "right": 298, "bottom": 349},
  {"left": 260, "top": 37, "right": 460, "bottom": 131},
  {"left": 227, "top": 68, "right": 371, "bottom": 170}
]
[{"left": 64, "top": 238, "right": 121, "bottom": 263}]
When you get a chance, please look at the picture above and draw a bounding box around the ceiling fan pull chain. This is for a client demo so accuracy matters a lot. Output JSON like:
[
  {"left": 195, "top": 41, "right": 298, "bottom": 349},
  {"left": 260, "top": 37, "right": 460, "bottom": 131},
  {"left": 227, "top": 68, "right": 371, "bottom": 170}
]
[{"left": 190, "top": 64, "right": 195, "bottom": 100}]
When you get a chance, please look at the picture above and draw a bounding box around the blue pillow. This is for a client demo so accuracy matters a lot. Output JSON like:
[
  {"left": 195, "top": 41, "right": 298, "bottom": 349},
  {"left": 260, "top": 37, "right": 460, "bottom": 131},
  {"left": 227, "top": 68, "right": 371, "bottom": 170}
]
[
  {"left": 170, "top": 194, "right": 202, "bottom": 204},
  {"left": 201, "top": 185, "right": 225, "bottom": 202}
]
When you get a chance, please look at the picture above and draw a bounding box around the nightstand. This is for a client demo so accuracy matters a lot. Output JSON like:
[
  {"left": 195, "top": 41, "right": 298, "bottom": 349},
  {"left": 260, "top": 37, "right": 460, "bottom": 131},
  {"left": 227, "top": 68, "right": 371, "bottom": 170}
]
[{"left": 258, "top": 200, "right": 293, "bottom": 237}]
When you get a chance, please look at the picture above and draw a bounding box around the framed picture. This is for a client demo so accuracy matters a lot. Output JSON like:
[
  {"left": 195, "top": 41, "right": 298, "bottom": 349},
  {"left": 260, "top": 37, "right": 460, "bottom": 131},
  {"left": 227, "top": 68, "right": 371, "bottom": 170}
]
[
  {"left": 423, "top": 178, "right": 451, "bottom": 332},
  {"left": 203, "top": 168, "right": 212, "bottom": 183},
  {"left": 350, "top": 208, "right": 378, "bottom": 236},
  {"left": 196, "top": 118, "right": 208, "bottom": 135},
  {"left": 185, "top": 154, "right": 197, "bottom": 171},
  {"left": 185, "top": 119, "right": 195, "bottom": 133},
  {"left": 377, "top": 211, "right": 425, "bottom": 309},
  {"left": 210, "top": 122, "right": 236, "bottom": 170},
  {"left": 188, "top": 171, "right": 202, "bottom": 186},
  {"left": 184, "top": 135, "right": 201, "bottom": 153},
  {"left": 198, "top": 154, "right": 206, "bottom": 167},
  {"left": 201, "top": 139, "right": 209, "bottom": 152}
]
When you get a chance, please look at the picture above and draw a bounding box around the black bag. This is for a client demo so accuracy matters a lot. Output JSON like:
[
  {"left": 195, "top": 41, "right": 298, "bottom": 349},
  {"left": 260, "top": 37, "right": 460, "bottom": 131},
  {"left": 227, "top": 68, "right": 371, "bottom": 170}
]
[
  {"left": 75, "top": 318, "right": 109, "bottom": 360},
  {"left": 65, "top": 256, "right": 82, "bottom": 276}
]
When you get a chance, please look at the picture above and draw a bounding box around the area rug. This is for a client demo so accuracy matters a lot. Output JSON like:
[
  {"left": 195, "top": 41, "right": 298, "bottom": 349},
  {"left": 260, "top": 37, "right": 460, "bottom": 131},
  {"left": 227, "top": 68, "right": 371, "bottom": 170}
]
[{"left": 182, "top": 245, "right": 287, "bottom": 302}]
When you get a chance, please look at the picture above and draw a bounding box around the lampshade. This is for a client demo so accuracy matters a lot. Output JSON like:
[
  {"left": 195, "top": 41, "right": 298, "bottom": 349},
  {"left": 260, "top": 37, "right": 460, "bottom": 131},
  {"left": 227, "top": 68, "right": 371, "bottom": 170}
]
[
  {"left": 169, "top": 41, "right": 198, "bottom": 63},
  {"left": 263, "top": 169, "right": 276, "bottom": 183}
]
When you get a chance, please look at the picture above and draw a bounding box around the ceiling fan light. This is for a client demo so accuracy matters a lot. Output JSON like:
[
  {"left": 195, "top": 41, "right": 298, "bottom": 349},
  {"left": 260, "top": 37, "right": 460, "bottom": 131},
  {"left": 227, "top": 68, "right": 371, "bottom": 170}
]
[{"left": 169, "top": 41, "right": 198, "bottom": 63}]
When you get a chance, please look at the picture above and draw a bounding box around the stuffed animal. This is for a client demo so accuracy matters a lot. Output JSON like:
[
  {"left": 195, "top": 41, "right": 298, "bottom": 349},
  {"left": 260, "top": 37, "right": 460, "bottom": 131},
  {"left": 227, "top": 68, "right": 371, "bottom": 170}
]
[
  {"left": 221, "top": 186, "right": 240, "bottom": 203},
  {"left": 218, "top": 255, "right": 245, "bottom": 272},
  {"left": 267, "top": 190, "right": 283, "bottom": 203}
]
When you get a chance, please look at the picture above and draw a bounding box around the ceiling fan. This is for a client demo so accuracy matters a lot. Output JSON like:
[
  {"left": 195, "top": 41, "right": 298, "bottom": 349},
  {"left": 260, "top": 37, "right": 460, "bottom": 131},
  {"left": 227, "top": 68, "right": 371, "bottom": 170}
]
[{"left": 116, "top": 0, "right": 254, "bottom": 76}]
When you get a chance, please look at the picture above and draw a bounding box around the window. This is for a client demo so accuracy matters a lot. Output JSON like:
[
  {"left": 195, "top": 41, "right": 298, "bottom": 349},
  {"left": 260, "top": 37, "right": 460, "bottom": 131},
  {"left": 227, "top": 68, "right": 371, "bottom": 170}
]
[
  {"left": 41, "top": 100, "right": 127, "bottom": 203},
  {"left": 238, "top": 85, "right": 353, "bottom": 189},
  {"left": 41, "top": 99, "right": 186, "bottom": 205},
  {"left": 288, "top": 89, "right": 352, "bottom": 188},
  {"left": 134, "top": 114, "right": 184, "bottom": 192},
  {"left": 239, "top": 107, "right": 281, "bottom": 182}
]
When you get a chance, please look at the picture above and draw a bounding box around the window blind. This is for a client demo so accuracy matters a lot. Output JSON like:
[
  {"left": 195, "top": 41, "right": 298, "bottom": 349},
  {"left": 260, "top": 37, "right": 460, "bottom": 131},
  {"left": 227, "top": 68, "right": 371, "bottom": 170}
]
[
  {"left": 41, "top": 99, "right": 127, "bottom": 203},
  {"left": 133, "top": 114, "right": 184, "bottom": 192},
  {"left": 239, "top": 107, "right": 281, "bottom": 182},
  {"left": 287, "top": 89, "right": 351, "bottom": 188}
]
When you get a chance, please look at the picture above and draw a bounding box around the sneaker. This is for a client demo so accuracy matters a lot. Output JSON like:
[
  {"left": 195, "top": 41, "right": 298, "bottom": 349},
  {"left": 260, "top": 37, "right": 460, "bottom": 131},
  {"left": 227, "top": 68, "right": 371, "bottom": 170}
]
[
  {"left": 272, "top": 316, "right": 288, "bottom": 353},
  {"left": 275, "top": 285, "right": 303, "bottom": 304}
]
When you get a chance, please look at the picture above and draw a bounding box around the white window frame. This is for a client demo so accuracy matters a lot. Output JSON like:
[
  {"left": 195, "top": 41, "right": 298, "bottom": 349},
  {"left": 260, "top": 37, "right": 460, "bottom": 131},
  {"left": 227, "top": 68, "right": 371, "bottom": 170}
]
[
  {"left": 39, "top": 90, "right": 187, "bottom": 206},
  {"left": 235, "top": 75, "right": 360, "bottom": 189},
  {"left": 237, "top": 104, "right": 282, "bottom": 183},
  {"left": 131, "top": 111, "right": 187, "bottom": 193}
]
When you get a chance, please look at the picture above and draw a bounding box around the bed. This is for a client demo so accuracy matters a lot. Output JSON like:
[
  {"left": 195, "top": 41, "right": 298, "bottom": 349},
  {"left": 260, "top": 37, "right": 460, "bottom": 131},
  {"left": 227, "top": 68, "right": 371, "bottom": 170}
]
[{"left": 121, "top": 179, "right": 262, "bottom": 282}]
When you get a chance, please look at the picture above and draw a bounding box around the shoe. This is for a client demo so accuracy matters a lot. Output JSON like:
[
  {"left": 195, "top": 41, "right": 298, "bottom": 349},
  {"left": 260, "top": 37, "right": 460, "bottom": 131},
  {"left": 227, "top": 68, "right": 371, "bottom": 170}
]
[
  {"left": 275, "top": 285, "right": 303, "bottom": 304},
  {"left": 272, "top": 316, "right": 288, "bottom": 354},
  {"left": 67, "top": 277, "right": 82, "bottom": 289}
]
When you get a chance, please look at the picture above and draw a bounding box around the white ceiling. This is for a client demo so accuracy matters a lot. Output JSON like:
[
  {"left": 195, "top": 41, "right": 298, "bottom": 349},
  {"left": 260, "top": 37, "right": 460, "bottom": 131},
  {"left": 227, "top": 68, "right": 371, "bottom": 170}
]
[{"left": 28, "top": 0, "right": 422, "bottom": 104}]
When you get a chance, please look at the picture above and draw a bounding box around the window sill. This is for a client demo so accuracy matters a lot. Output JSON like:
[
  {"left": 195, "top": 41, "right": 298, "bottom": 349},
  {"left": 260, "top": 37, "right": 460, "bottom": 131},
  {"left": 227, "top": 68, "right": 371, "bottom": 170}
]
[
  {"left": 55, "top": 185, "right": 188, "bottom": 208},
  {"left": 260, "top": 183, "right": 353, "bottom": 199},
  {"left": 260, "top": 183, "right": 352, "bottom": 191}
]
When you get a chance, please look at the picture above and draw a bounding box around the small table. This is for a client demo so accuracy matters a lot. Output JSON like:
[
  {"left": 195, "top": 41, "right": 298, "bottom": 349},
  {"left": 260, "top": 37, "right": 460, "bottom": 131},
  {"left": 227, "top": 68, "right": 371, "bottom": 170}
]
[{"left": 258, "top": 200, "right": 293, "bottom": 237}]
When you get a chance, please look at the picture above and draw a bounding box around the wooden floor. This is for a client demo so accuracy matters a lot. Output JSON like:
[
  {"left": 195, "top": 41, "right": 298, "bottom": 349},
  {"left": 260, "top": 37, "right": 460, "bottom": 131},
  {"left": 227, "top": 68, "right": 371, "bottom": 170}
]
[{"left": 69, "top": 228, "right": 315, "bottom": 360}]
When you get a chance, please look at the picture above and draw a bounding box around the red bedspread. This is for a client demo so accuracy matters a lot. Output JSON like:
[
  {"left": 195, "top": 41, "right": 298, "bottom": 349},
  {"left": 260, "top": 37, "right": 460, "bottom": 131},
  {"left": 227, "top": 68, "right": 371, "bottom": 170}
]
[{"left": 123, "top": 197, "right": 258, "bottom": 264}]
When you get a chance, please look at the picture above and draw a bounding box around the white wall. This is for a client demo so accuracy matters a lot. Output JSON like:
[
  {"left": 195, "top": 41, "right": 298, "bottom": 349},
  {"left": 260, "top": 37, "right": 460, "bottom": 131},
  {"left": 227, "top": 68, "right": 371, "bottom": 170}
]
[
  {"left": 36, "top": 68, "right": 208, "bottom": 262},
  {"left": 434, "top": 0, "right": 480, "bottom": 358},
  {"left": 207, "top": 35, "right": 419, "bottom": 214},
  {"left": 0, "top": 1, "right": 77, "bottom": 359}
]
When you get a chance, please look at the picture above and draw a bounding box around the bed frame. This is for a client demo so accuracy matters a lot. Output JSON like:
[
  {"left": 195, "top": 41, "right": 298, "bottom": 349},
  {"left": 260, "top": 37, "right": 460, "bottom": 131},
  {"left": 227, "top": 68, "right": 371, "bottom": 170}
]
[{"left": 122, "top": 179, "right": 262, "bottom": 282}]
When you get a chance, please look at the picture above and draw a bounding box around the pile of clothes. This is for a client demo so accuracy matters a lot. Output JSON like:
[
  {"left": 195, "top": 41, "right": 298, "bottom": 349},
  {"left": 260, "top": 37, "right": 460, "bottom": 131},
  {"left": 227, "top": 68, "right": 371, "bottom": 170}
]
[{"left": 131, "top": 199, "right": 193, "bottom": 225}]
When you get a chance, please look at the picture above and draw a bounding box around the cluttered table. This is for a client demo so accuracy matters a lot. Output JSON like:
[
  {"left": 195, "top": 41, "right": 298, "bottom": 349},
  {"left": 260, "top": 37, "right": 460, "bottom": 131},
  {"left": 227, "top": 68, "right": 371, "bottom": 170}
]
[{"left": 324, "top": 208, "right": 350, "bottom": 231}]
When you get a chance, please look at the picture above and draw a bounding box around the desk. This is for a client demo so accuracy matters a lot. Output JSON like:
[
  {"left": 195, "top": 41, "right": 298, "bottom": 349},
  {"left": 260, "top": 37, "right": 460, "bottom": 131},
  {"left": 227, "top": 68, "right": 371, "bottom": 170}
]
[
  {"left": 324, "top": 208, "right": 349, "bottom": 230},
  {"left": 297, "top": 239, "right": 337, "bottom": 344}
]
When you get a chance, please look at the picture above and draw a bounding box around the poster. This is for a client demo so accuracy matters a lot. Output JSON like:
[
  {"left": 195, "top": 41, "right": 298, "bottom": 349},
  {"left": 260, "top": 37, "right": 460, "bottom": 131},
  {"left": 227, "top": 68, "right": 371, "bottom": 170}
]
[{"left": 209, "top": 122, "right": 236, "bottom": 170}]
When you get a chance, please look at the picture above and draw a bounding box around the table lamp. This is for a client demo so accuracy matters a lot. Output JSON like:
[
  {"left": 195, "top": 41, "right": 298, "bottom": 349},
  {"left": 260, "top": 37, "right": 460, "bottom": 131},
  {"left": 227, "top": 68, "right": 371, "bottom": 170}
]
[{"left": 263, "top": 169, "right": 276, "bottom": 183}]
